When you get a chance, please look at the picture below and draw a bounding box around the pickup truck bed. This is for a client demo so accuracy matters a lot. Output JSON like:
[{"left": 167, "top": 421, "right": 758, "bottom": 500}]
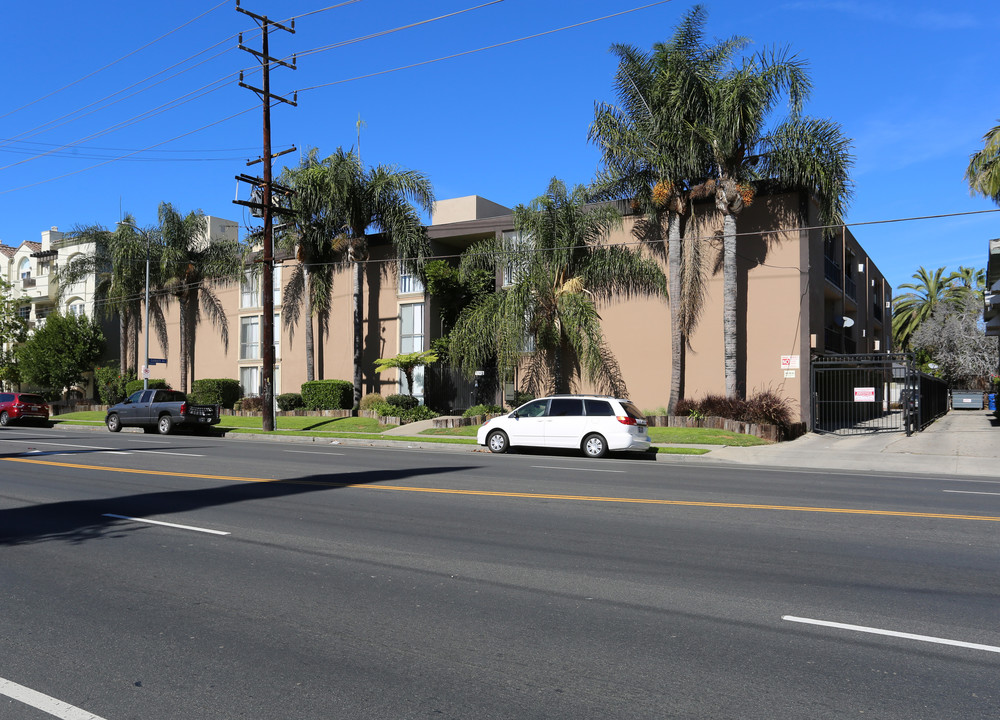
[{"left": 106, "top": 389, "right": 221, "bottom": 435}]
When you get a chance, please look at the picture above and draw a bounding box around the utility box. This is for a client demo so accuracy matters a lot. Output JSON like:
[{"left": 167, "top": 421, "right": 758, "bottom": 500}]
[{"left": 951, "top": 390, "right": 984, "bottom": 410}]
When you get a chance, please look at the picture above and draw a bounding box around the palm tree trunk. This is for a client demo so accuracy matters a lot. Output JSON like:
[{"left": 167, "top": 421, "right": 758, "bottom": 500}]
[
  {"left": 119, "top": 314, "right": 129, "bottom": 374},
  {"left": 304, "top": 264, "right": 314, "bottom": 382},
  {"left": 722, "top": 211, "right": 738, "bottom": 398},
  {"left": 667, "top": 212, "right": 683, "bottom": 414},
  {"left": 178, "top": 297, "right": 188, "bottom": 393},
  {"left": 187, "top": 300, "right": 196, "bottom": 389},
  {"left": 352, "top": 259, "right": 364, "bottom": 411}
]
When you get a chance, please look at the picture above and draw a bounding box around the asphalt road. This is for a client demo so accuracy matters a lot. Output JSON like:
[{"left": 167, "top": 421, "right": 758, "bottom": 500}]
[{"left": 1, "top": 425, "right": 998, "bottom": 719}]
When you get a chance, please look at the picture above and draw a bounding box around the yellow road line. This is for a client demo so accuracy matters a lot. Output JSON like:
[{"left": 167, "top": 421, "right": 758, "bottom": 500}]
[{"left": 6, "top": 457, "right": 1000, "bottom": 522}]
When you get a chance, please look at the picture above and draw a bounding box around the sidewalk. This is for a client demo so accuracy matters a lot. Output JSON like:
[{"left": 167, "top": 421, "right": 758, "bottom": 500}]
[{"left": 702, "top": 409, "right": 1000, "bottom": 478}]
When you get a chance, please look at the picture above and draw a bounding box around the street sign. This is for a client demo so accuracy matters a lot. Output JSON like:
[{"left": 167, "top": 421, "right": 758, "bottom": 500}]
[
  {"left": 141, "top": 365, "right": 150, "bottom": 379},
  {"left": 147, "top": 358, "right": 167, "bottom": 365}
]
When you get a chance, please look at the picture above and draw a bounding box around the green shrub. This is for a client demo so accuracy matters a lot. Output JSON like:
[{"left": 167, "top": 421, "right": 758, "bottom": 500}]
[
  {"left": 94, "top": 365, "right": 133, "bottom": 405},
  {"left": 360, "top": 393, "right": 384, "bottom": 410},
  {"left": 401, "top": 405, "right": 439, "bottom": 422},
  {"left": 301, "top": 380, "right": 353, "bottom": 410},
  {"left": 239, "top": 395, "right": 264, "bottom": 413},
  {"left": 277, "top": 393, "right": 305, "bottom": 411},
  {"left": 190, "top": 378, "right": 242, "bottom": 408},
  {"left": 509, "top": 391, "right": 534, "bottom": 408},
  {"left": 125, "top": 378, "right": 169, "bottom": 396},
  {"left": 385, "top": 393, "right": 419, "bottom": 410},
  {"left": 463, "top": 403, "right": 504, "bottom": 418}
]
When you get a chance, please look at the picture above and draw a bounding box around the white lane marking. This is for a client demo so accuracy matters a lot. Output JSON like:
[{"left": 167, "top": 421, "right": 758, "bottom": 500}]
[
  {"left": 943, "top": 490, "right": 1000, "bottom": 496},
  {"left": 102, "top": 513, "right": 231, "bottom": 536},
  {"left": 284, "top": 450, "right": 345, "bottom": 456},
  {"left": 0, "top": 676, "right": 108, "bottom": 719},
  {"left": 532, "top": 465, "right": 626, "bottom": 474},
  {"left": 0, "top": 439, "right": 130, "bottom": 455},
  {"left": 782, "top": 616, "right": 1000, "bottom": 654},
  {"left": 132, "top": 449, "right": 205, "bottom": 457}
]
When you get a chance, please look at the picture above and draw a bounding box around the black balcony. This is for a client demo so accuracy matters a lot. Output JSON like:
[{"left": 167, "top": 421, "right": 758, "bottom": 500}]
[{"left": 824, "top": 256, "right": 842, "bottom": 288}]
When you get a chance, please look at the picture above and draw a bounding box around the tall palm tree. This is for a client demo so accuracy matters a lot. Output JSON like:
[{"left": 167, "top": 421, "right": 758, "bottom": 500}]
[
  {"left": 57, "top": 217, "right": 168, "bottom": 373},
  {"left": 966, "top": 121, "right": 1000, "bottom": 205},
  {"left": 449, "top": 178, "right": 667, "bottom": 396},
  {"left": 892, "top": 266, "right": 952, "bottom": 350},
  {"left": 589, "top": 5, "right": 744, "bottom": 412},
  {"left": 158, "top": 203, "right": 245, "bottom": 393},
  {"left": 945, "top": 265, "right": 986, "bottom": 308},
  {"left": 277, "top": 150, "right": 343, "bottom": 382},
  {"left": 684, "top": 14, "right": 853, "bottom": 397},
  {"left": 320, "top": 147, "right": 434, "bottom": 409}
]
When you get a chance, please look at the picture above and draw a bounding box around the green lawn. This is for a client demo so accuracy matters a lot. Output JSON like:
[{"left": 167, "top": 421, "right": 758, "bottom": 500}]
[{"left": 52, "top": 411, "right": 764, "bottom": 453}]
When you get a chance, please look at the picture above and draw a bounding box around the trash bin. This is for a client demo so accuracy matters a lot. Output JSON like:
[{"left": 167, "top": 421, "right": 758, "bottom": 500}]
[{"left": 990, "top": 393, "right": 996, "bottom": 412}]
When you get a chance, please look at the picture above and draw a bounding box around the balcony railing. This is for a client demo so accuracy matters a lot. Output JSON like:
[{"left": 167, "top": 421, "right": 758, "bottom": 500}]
[
  {"left": 21, "top": 277, "right": 36, "bottom": 289},
  {"left": 824, "top": 256, "right": 842, "bottom": 288},
  {"left": 844, "top": 274, "right": 857, "bottom": 300}
]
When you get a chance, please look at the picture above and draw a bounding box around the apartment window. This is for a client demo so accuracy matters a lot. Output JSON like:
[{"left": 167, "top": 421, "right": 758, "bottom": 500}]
[
  {"left": 240, "top": 366, "right": 260, "bottom": 397},
  {"left": 241, "top": 267, "right": 281, "bottom": 308},
  {"left": 241, "top": 270, "right": 259, "bottom": 308},
  {"left": 272, "top": 312, "right": 280, "bottom": 359},
  {"left": 17, "top": 306, "right": 30, "bottom": 320},
  {"left": 502, "top": 231, "right": 528, "bottom": 287},
  {"left": 398, "top": 264, "right": 424, "bottom": 295},
  {"left": 240, "top": 316, "right": 260, "bottom": 360},
  {"left": 18, "top": 258, "right": 30, "bottom": 280},
  {"left": 67, "top": 301, "right": 85, "bottom": 317},
  {"left": 399, "top": 302, "right": 425, "bottom": 397}
]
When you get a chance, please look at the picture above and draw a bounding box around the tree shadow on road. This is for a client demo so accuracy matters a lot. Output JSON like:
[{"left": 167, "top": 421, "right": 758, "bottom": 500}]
[{"left": 0, "top": 456, "right": 475, "bottom": 547}]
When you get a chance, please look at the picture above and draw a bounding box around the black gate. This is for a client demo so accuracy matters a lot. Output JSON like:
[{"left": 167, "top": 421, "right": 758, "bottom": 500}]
[{"left": 811, "top": 353, "right": 919, "bottom": 436}]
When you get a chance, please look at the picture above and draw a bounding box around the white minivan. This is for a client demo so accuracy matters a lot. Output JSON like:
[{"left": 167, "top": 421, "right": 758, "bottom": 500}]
[{"left": 477, "top": 395, "right": 651, "bottom": 458}]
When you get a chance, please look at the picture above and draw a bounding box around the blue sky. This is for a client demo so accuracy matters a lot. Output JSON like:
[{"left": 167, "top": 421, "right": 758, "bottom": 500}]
[{"left": 2, "top": 0, "right": 998, "bottom": 292}]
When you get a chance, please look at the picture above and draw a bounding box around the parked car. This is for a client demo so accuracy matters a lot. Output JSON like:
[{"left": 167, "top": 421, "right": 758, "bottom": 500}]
[
  {"left": 477, "top": 394, "right": 651, "bottom": 458},
  {"left": 105, "top": 388, "right": 221, "bottom": 435},
  {"left": 0, "top": 392, "right": 50, "bottom": 426}
]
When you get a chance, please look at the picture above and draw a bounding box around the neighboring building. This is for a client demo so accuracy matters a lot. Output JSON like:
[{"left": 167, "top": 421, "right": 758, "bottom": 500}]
[
  {"left": 984, "top": 238, "right": 1000, "bottom": 339},
  {"left": 128, "top": 192, "right": 891, "bottom": 428}
]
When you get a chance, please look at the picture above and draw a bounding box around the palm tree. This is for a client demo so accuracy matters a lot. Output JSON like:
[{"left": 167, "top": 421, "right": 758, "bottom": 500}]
[
  {"left": 892, "top": 266, "right": 952, "bottom": 350},
  {"left": 945, "top": 265, "right": 986, "bottom": 308},
  {"left": 158, "top": 203, "right": 245, "bottom": 393},
  {"left": 685, "top": 14, "right": 853, "bottom": 397},
  {"left": 449, "top": 178, "right": 667, "bottom": 397},
  {"left": 320, "top": 147, "right": 434, "bottom": 410},
  {"left": 57, "top": 217, "right": 168, "bottom": 373},
  {"left": 589, "top": 5, "right": 744, "bottom": 412},
  {"left": 276, "top": 150, "right": 344, "bottom": 382},
  {"left": 966, "top": 121, "right": 1000, "bottom": 204}
]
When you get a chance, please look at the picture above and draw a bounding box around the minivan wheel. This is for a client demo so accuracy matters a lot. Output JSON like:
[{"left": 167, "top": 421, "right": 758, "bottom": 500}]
[
  {"left": 583, "top": 433, "right": 607, "bottom": 458},
  {"left": 106, "top": 413, "right": 122, "bottom": 433},
  {"left": 157, "top": 415, "right": 174, "bottom": 435},
  {"left": 486, "top": 429, "right": 509, "bottom": 454}
]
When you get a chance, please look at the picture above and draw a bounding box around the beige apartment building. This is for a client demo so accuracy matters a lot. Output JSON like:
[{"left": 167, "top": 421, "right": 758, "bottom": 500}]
[{"left": 129, "top": 190, "right": 891, "bottom": 428}]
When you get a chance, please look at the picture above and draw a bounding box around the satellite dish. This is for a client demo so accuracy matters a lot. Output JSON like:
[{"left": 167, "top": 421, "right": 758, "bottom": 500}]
[{"left": 841, "top": 316, "right": 854, "bottom": 328}]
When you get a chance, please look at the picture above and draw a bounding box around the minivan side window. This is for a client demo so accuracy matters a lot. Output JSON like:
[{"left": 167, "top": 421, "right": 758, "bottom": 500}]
[
  {"left": 517, "top": 399, "right": 549, "bottom": 418},
  {"left": 549, "top": 398, "right": 584, "bottom": 416},
  {"left": 584, "top": 399, "right": 615, "bottom": 416}
]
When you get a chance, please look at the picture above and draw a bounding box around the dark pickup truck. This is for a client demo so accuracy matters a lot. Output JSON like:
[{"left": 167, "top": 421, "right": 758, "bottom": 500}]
[{"left": 105, "top": 389, "right": 221, "bottom": 435}]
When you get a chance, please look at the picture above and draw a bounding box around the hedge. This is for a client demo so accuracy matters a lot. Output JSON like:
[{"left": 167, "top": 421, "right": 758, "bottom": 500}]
[
  {"left": 124, "top": 378, "right": 169, "bottom": 396},
  {"left": 190, "top": 378, "right": 242, "bottom": 409},
  {"left": 301, "top": 379, "right": 353, "bottom": 410}
]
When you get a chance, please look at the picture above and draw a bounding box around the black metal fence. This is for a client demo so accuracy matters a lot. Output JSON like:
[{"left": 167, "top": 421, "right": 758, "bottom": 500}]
[{"left": 811, "top": 353, "right": 946, "bottom": 436}]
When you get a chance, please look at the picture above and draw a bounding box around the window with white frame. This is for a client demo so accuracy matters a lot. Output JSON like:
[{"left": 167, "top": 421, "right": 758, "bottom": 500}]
[
  {"left": 398, "top": 263, "right": 424, "bottom": 295},
  {"left": 18, "top": 258, "right": 30, "bottom": 280},
  {"left": 240, "top": 366, "right": 260, "bottom": 397},
  {"left": 502, "top": 231, "right": 528, "bottom": 287},
  {"left": 241, "top": 266, "right": 281, "bottom": 308},
  {"left": 272, "top": 312, "right": 280, "bottom": 359},
  {"left": 17, "top": 305, "right": 30, "bottom": 320},
  {"left": 67, "top": 300, "right": 85, "bottom": 317},
  {"left": 399, "top": 302, "right": 425, "bottom": 398},
  {"left": 240, "top": 316, "right": 260, "bottom": 360}
]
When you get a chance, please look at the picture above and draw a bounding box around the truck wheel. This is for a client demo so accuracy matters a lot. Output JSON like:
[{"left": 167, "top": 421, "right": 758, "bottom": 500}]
[
  {"left": 106, "top": 414, "right": 122, "bottom": 433},
  {"left": 157, "top": 415, "right": 174, "bottom": 435}
]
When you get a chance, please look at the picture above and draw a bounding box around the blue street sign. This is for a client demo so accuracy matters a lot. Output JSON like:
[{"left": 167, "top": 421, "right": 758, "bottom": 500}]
[{"left": 147, "top": 358, "right": 167, "bottom": 365}]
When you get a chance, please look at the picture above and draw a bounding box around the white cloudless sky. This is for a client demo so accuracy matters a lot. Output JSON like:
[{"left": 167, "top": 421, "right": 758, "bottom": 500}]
[{"left": 2, "top": 0, "right": 997, "bottom": 291}]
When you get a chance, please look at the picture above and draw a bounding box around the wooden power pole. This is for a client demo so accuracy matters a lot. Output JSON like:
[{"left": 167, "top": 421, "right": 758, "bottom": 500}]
[{"left": 234, "top": 1, "right": 295, "bottom": 432}]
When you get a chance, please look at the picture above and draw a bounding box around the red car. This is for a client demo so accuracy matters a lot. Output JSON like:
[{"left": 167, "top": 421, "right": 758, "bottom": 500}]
[{"left": 0, "top": 392, "right": 50, "bottom": 426}]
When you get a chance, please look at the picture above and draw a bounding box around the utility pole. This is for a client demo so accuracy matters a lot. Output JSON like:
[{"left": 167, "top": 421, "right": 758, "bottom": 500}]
[{"left": 235, "top": 0, "right": 296, "bottom": 432}]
